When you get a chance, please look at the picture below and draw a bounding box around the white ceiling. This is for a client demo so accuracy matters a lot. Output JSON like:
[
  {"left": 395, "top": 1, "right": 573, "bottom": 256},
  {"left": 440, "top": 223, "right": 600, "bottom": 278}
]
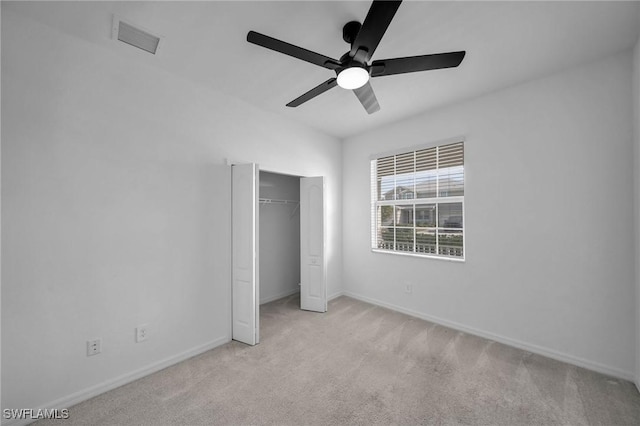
[{"left": 6, "top": 1, "right": 640, "bottom": 139}]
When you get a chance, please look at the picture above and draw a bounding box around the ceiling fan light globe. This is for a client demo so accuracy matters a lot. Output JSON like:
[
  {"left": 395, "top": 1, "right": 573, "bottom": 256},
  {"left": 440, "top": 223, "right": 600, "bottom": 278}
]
[{"left": 337, "top": 67, "right": 369, "bottom": 90}]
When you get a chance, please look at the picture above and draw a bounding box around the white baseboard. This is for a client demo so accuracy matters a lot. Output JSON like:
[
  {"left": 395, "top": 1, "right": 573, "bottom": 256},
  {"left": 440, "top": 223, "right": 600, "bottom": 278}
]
[
  {"left": 342, "top": 291, "right": 635, "bottom": 382},
  {"left": 260, "top": 288, "right": 300, "bottom": 305},
  {"left": 328, "top": 291, "right": 345, "bottom": 301},
  {"left": 3, "top": 336, "right": 230, "bottom": 426}
]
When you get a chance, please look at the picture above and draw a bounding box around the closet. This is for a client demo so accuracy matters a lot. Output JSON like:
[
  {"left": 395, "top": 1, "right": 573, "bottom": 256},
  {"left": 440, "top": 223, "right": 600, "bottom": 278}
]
[
  {"left": 259, "top": 171, "right": 301, "bottom": 305},
  {"left": 231, "top": 163, "right": 326, "bottom": 345}
]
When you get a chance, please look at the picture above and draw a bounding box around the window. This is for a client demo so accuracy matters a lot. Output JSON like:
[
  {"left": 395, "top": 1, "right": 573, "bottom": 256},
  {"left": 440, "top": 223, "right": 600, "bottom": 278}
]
[{"left": 371, "top": 141, "right": 464, "bottom": 259}]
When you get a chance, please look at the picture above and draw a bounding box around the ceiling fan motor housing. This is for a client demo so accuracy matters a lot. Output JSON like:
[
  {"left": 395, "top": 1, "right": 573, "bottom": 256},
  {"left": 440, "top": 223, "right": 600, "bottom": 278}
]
[{"left": 338, "top": 52, "right": 369, "bottom": 72}]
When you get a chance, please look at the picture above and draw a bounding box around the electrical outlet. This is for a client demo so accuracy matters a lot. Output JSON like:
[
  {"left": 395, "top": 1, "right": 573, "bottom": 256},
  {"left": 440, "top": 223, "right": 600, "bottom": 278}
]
[
  {"left": 136, "top": 325, "right": 148, "bottom": 343},
  {"left": 87, "top": 338, "right": 101, "bottom": 356},
  {"left": 404, "top": 282, "right": 413, "bottom": 294}
]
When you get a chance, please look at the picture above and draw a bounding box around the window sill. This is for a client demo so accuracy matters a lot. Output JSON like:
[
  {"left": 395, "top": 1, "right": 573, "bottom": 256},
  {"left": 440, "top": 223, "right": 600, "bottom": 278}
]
[{"left": 371, "top": 249, "right": 465, "bottom": 263}]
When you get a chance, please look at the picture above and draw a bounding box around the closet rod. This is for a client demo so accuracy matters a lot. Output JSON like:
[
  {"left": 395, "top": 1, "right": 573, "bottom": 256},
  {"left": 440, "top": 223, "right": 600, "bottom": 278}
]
[{"left": 259, "top": 198, "right": 299, "bottom": 205}]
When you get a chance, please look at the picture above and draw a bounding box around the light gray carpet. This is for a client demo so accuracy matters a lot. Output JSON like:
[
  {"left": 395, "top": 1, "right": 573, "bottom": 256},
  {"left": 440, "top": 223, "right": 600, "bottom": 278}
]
[{"left": 38, "top": 295, "right": 640, "bottom": 425}]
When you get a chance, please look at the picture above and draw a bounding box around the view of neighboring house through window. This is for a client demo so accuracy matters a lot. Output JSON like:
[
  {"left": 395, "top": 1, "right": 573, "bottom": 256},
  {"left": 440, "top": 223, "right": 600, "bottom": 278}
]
[{"left": 370, "top": 141, "right": 464, "bottom": 259}]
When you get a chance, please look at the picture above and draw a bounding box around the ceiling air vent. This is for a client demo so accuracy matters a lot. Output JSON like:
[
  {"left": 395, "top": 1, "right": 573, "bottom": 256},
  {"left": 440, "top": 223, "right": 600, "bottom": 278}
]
[{"left": 112, "top": 16, "right": 161, "bottom": 55}]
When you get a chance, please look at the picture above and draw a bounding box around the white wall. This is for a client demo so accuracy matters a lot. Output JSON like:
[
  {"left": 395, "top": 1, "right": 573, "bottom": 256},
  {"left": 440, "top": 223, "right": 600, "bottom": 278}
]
[
  {"left": 1, "top": 9, "right": 342, "bottom": 412},
  {"left": 0, "top": 0, "right": 3, "bottom": 413},
  {"left": 343, "top": 51, "right": 636, "bottom": 379},
  {"left": 259, "top": 171, "right": 301, "bottom": 304},
  {"left": 634, "top": 14, "right": 640, "bottom": 388}
]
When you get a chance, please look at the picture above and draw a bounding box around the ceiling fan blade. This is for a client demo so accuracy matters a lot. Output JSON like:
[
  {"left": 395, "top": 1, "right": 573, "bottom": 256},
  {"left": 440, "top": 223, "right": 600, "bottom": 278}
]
[
  {"left": 247, "top": 31, "right": 341, "bottom": 70},
  {"left": 370, "top": 51, "right": 466, "bottom": 77},
  {"left": 353, "top": 81, "right": 380, "bottom": 114},
  {"left": 350, "top": 0, "right": 402, "bottom": 63},
  {"left": 286, "top": 78, "right": 338, "bottom": 107}
]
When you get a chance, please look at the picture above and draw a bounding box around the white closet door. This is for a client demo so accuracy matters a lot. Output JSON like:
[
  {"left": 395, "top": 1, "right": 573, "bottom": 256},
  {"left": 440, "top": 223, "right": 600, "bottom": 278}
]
[
  {"left": 300, "top": 176, "right": 326, "bottom": 312},
  {"left": 232, "top": 163, "right": 259, "bottom": 345}
]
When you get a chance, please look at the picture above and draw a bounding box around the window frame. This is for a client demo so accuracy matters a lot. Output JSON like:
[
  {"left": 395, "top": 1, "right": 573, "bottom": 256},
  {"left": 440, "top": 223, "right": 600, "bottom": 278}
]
[{"left": 370, "top": 137, "right": 466, "bottom": 262}]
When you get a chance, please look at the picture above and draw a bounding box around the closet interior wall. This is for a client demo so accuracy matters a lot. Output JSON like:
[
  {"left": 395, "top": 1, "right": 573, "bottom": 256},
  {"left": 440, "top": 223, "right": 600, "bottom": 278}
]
[{"left": 259, "top": 171, "right": 301, "bottom": 305}]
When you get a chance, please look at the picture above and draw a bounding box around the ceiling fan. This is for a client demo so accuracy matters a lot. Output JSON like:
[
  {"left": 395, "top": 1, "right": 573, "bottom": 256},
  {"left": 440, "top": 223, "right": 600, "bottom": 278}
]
[{"left": 246, "top": 0, "right": 465, "bottom": 114}]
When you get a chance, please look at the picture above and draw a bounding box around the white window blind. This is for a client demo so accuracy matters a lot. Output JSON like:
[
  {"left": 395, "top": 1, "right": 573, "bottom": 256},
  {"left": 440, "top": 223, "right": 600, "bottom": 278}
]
[{"left": 371, "top": 141, "right": 464, "bottom": 259}]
